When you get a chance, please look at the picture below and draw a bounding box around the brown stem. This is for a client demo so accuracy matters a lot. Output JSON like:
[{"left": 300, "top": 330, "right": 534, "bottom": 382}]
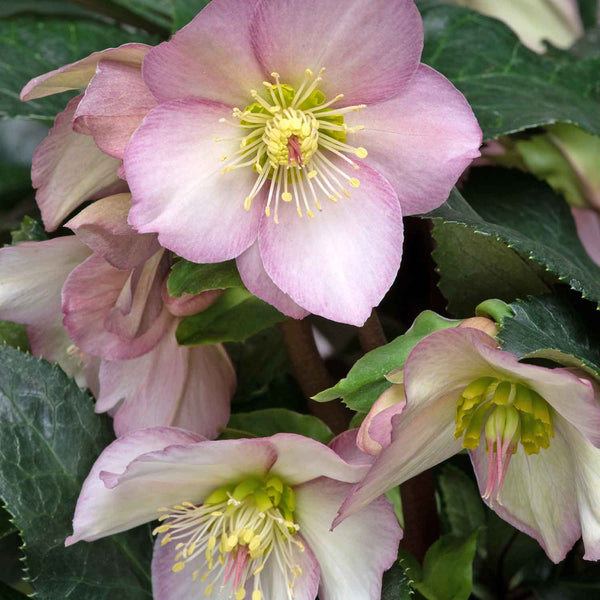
[
  {"left": 357, "top": 309, "right": 439, "bottom": 563},
  {"left": 280, "top": 319, "right": 350, "bottom": 434}
]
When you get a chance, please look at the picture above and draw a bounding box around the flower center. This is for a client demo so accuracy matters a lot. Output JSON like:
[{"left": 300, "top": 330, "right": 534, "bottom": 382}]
[
  {"left": 218, "top": 69, "right": 368, "bottom": 223},
  {"left": 154, "top": 475, "right": 303, "bottom": 600},
  {"left": 454, "top": 377, "right": 554, "bottom": 502}
]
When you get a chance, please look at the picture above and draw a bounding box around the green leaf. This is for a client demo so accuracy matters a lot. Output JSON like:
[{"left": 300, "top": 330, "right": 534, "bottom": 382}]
[
  {"left": 109, "top": 0, "right": 173, "bottom": 29},
  {"left": 0, "top": 321, "right": 29, "bottom": 351},
  {"left": 169, "top": 0, "right": 210, "bottom": 31},
  {"left": 221, "top": 408, "right": 333, "bottom": 444},
  {"left": 313, "top": 311, "right": 460, "bottom": 412},
  {"left": 10, "top": 216, "right": 47, "bottom": 244},
  {"left": 432, "top": 220, "right": 550, "bottom": 317},
  {"left": 381, "top": 560, "right": 415, "bottom": 600},
  {"left": 0, "top": 346, "right": 153, "bottom": 598},
  {"left": 0, "top": 17, "right": 157, "bottom": 123},
  {"left": 176, "top": 287, "right": 285, "bottom": 345},
  {"left": 578, "top": 0, "right": 598, "bottom": 30},
  {"left": 420, "top": 5, "right": 600, "bottom": 138},
  {"left": 167, "top": 259, "right": 244, "bottom": 297},
  {"left": 0, "top": 580, "right": 28, "bottom": 600},
  {"left": 437, "top": 465, "right": 486, "bottom": 541},
  {"left": 414, "top": 531, "right": 479, "bottom": 600},
  {"left": 429, "top": 170, "right": 600, "bottom": 308},
  {"left": 498, "top": 293, "right": 600, "bottom": 378}
]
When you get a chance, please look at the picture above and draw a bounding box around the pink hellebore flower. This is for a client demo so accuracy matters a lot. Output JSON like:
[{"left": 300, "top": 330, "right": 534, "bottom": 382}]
[
  {"left": 67, "top": 428, "right": 401, "bottom": 600},
  {"left": 338, "top": 326, "right": 600, "bottom": 563},
  {"left": 62, "top": 194, "right": 236, "bottom": 438},
  {"left": 115, "top": 0, "right": 482, "bottom": 326}
]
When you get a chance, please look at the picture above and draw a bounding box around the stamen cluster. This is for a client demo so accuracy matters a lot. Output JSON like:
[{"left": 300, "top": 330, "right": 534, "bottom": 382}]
[
  {"left": 154, "top": 475, "right": 303, "bottom": 600},
  {"left": 218, "top": 69, "right": 368, "bottom": 223}
]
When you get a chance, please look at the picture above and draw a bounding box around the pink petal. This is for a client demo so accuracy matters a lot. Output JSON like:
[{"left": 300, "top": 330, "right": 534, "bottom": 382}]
[
  {"left": 572, "top": 207, "right": 600, "bottom": 266},
  {"left": 236, "top": 242, "right": 309, "bottom": 319},
  {"left": 62, "top": 251, "right": 171, "bottom": 360},
  {"left": 470, "top": 417, "right": 580, "bottom": 563},
  {"left": 351, "top": 64, "right": 482, "bottom": 216},
  {"left": 258, "top": 163, "right": 402, "bottom": 326},
  {"left": 251, "top": 0, "right": 423, "bottom": 107},
  {"left": 66, "top": 194, "right": 160, "bottom": 270},
  {"left": 296, "top": 478, "right": 401, "bottom": 600},
  {"left": 101, "top": 322, "right": 235, "bottom": 439},
  {"left": 269, "top": 433, "right": 370, "bottom": 486},
  {"left": 32, "top": 95, "right": 125, "bottom": 231},
  {"left": 162, "top": 289, "right": 222, "bottom": 318},
  {"left": 125, "top": 99, "right": 263, "bottom": 262},
  {"left": 66, "top": 427, "right": 204, "bottom": 545},
  {"left": 0, "top": 237, "right": 90, "bottom": 325},
  {"left": 142, "top": 0, "right": 265, "bottom": 107},
  {"left": 21, "top": 43, "right": 150, "bottom": 101},
  {"left": 74, "top": 60, "right": 157, "bottom": 159},
  {"left": 329, "top": 429, "right": 375, "bottom": 468}
]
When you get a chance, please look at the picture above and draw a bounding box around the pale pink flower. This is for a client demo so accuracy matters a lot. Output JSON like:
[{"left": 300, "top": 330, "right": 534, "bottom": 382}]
[
  {"left": 115, "top": 0, "right": 482, "bottom": 326},
  {"left": 66, "top": 428, "right": 400, "bottom": 600},
  {"left": 572, "top": 207, "right": 600, "bottom": 266},
  {"left": 338, "top": 326, "right": 600, "bottom": 563}
]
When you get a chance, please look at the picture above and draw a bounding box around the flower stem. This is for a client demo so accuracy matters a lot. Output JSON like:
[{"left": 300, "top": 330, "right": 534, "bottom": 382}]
[
  {"left": 280, "top": 319, "right": 350, "bottom": 434},
  {"left": 357, "top": 309, "right": 440, "bottom": 563}
]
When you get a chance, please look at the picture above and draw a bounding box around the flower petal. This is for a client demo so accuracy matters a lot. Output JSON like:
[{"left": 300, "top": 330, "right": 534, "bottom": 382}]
[
  {"left": 470, "top": 416, "right": 580, "bottom": 563},
  {"left": 258, "top": 163, "right": 402, "bottom": 326},
  {"left": 336, "top": 389, "right": 462, "bottom": 524},
  {"left": 351, "top": 64, "right": 482, "bottom": 216},
  {"left": 0, "top": 236, "right": 90, "bottom": 325},
  {"left": 66, "top": 427, "right": 204, "bottom": 545},
  {"left": 251, "top": 0, "right": 423, "bottom": 106},
  {"left": 62, "top": 252, "right": 171, "bottom": 360},
  {"left": 66, "top": 194, "right": 160, "bottom": 270},
  {"left": 126, "top": 99, "right": 263, "bottom": 262},
  {"left": 572, "top": 207, "right": 600, "bottom": 266},
  {"left": 21, "top": 43, "right": 150, "bottom": 101},
  {"left": 101, "top": 323, "right": 235, "bottom": 439},
  {"left": 236, "top": 242, "right": 309, "bottom": 319},
  {"left": 142, "top": 0, "right": 265, "bottom": 107},
  {"left": 32, "top": 95, "right": 125, "bottom": 231},
  {"left": 296, "top": 477, "right": 401, "bottom": 600},
  {"left": 74, "top": 59, "right": 157, "bottom": 159},
  {"left": 329, "top": 429, "right": 375, "bottom": 468},
  {"left": 269, "top": 433, "right": 370, "bottom": 486}
]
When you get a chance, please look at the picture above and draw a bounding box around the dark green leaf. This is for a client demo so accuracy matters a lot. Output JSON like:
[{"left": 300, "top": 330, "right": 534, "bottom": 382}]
[
  {"left": 109, "top": 0, "right": 173, "bottom": 29},
  {"left": 0, "top": 580, "right": 28, "bottom": 600},
  {"left": 0, "top": 322, "right": 29, "bottom": 351},
  {"left": 0, "top": 17, "right": 157, "bottom": 123},
  {"left": 432, "top": 220, "right": 550, "bottom": 317},
  {"left": 221, "top": 408, "right": 333, "bottom": 444},
  {"left": 421, "top": 5, "right": 600, "bottom": 138},
  {"left": 578, "top": 0, "right": 598, "bottom": 30},
  {"left": 10, "top": 216, "right": 47, "bottom": 244},
  {"left": 176, "top": 287, "right": 285, "bottom": 345},
  {"left": 167, "top": 259, "right": 243, "bottom": 297},
  {"left": 0, "top": 346, "right": 152, "bottom": 598},
  {"left": 429, "top": 170, "right": 600, "bottom": 308},
  {"left": 381, "top": 560, "right": 415, "bottom": 600},
  {"left": 0, "top": 0, "right": 96, "bottom": 19},
  {"left": 313, "top": 311, "right": 460, "bottom": 412},
  {"left": 437, "top": 465, "right": 486, "bottom": 540},
  {"left": 169, "top": 0, "right": 210, "bottom": 31},
  {"left": 498, "top": 293, "right": 600, "bottom": 378},
  {"left": 414, "top": 531, "right": 479, "bottom": 600}
]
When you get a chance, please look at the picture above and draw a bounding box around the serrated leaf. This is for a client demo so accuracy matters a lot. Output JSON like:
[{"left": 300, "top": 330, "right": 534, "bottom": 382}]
[
  {"left": 0, "top": 346, "right": 152, "bottom": 599},
  {"left": 176, "top": 287, "right": 285, "bottom": 345},
  {"left": 0, "top": 321, "right": 29, "bottom": 351},
  {"left": 221, "top": 408, "right": 333, "bottom": 444},
  {"left": 0, "top": 17, "right": 157, "bottom": 122},
  {"left": 432, "top": 220, "right": 550, "bottom": 317},
  {"left": 313, "top": 311, "right": 460, "bottom": 412},
  {"left": 421, "top": 5, "right": 600, "bottom": 138},
  {"left": 414, "top": 531, "right": 480, "bottom": 600},
  {"left": 169, "top": 0, "right": 210, "bottom": 30},
  {"left": 381, "top": 560, "right": 414, "bottom": 600},
  {"left": 498, "top": 293, "right": 600, "bottom": 378},
  {"left": 167, "top": 259, "right": 243, "bottom": 297},
  {"left": 429, "top": 169, "right": 600, "bottom": 308}
]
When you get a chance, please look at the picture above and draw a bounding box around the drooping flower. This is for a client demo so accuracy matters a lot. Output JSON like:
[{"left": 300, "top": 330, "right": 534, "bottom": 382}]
[
  {"left": 338, "top": 326, "right": 600, "bottom": 563},
  {"left": 109, "top": 0, "right": 483, "bottom": 326},
  {"left": 67, "top": 428, "right": 401, "bottom": 600}
]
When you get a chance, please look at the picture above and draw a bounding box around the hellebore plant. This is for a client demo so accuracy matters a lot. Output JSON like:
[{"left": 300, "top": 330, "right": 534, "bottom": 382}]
[
  {"left": 67, "top": 429, "right": 401, "bottom": 600},
  {"left": 339, "top": 326, "right": 600, "bottom": 563}
]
